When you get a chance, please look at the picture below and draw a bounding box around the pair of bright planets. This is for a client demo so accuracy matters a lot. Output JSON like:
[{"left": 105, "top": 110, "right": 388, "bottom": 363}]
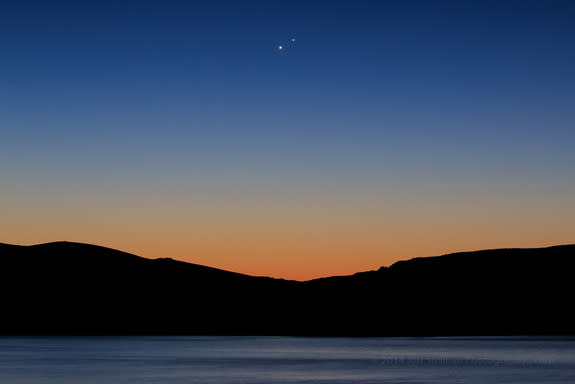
[{"left": 278, "top": 38, "right": 296, "bottom": 51}]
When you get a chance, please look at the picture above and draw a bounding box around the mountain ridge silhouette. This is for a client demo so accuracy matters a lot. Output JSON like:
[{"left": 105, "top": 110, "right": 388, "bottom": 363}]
[{"left": 1, "top": 241, "right": 574, "bottom": 336}]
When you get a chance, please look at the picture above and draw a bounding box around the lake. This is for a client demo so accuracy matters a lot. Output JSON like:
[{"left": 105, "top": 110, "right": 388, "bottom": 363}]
[{"left": 1, "top": 336, "right": 574, "bottom": 383}]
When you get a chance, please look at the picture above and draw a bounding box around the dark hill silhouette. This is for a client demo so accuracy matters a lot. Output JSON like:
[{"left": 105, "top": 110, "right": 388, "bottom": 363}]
[{"left": 1, "top": 241, "right": 574, "bottom": 336}]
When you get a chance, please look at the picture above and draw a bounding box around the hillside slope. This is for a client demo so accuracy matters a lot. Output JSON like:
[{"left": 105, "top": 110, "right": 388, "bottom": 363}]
[{"left": 1, "top": 242, "right": 573, "bottom": 336}]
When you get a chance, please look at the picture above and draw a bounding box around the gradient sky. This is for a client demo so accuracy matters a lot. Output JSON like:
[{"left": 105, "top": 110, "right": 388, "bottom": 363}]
[{"left": 2, "top": 0, "right": 574, "bottom": 280}]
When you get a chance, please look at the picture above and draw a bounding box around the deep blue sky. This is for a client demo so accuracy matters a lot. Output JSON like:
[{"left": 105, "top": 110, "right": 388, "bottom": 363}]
[{"left": 2, "top": 1, "right": 574, "bottom": 279}]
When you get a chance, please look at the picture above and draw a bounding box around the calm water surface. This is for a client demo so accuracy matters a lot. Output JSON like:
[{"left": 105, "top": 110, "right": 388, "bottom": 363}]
[{"left": 1, "top": 336, "right": 574, "bottom": 383}]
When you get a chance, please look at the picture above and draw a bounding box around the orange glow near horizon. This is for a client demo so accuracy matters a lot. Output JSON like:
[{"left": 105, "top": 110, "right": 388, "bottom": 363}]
[
  {"left": 4, "top": 234, "right": 573, "bottom": 281},
  {"left": 4, "top": 203, "right": 574, "bottom": 281},
  {"left": 3, "top": 177, "right": 574, "bottom": 281}
]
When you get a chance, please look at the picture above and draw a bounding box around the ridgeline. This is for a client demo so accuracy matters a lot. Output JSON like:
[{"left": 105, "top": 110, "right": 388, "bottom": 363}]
[{"left": 1, "top": 241, "right": 573, "bottom": 336}]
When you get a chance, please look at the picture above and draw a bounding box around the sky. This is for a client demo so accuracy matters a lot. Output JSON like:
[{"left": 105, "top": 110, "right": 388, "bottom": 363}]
[{"left": 1, "top": 0, "right": 574, "bottom": 280}]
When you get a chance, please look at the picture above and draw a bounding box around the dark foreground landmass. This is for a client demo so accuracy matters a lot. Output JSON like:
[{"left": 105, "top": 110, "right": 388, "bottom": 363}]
[{"left": 1, "top": 241, "right": 574, "bottom": 336}]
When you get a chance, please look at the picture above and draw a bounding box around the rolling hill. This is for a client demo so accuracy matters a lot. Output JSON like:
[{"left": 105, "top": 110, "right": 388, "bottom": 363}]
[{"left": 1, "top": 241, "right": 573, "bottom": 336}]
